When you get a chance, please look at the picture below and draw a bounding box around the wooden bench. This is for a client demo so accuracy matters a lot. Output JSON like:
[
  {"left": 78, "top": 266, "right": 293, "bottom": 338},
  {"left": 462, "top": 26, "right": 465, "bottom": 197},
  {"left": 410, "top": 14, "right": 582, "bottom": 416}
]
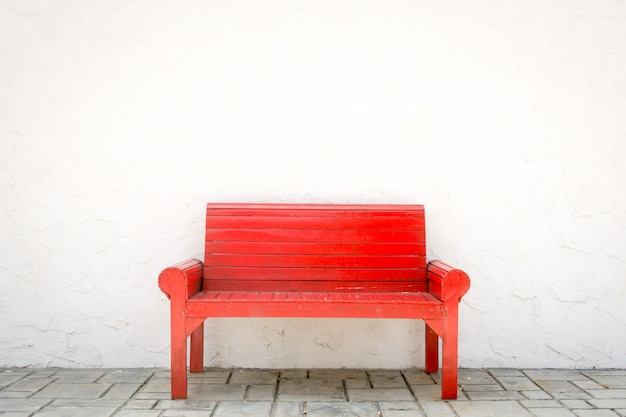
[{"left": 158, "top": 203, "right": 470, "bottom": 399}]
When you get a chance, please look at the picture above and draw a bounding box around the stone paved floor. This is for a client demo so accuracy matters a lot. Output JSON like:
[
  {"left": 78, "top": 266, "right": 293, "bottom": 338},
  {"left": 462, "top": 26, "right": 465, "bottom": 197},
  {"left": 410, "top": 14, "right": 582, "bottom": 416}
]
[{"left": 1, "top": 368, "right": 626, "bottom": 416}]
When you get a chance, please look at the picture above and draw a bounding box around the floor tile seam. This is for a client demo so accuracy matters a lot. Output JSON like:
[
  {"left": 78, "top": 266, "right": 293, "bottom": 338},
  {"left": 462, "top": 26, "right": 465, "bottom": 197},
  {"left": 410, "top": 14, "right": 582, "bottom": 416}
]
[
  {"left": 224, "top": 370, "right": 233, "bottom": 385},
  {"left": 399, "top": 371, "right": 430, "bottom": 416},
  {"left": 208, "top": 400, "right": 221, "bottom": 417},
  {"left": 268, "top": 371, "right": 282, "bottom": 417},
  {"left": 342, "top": 378, "right": 350, "bottom": 401},
  {"left": 486, "top": 368, "right": 511, "bottom": 392},
  {"left": 25, "top": 377, "right": 59, "bottom": 400},
  {"left": 126, "top": 369, "right": 159, "bottom": 410}
]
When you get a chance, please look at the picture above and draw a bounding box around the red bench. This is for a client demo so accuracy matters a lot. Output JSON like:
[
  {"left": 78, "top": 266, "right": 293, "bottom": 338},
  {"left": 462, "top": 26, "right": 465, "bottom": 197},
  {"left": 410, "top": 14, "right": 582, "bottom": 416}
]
[{"left": 158, "top": 203, "right": 470, "bottom": 399}]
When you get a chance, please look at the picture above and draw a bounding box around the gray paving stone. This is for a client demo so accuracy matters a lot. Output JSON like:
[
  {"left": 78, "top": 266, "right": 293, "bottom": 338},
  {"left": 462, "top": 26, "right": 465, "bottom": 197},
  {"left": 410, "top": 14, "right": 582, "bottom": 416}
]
[
  {"left": 0, "top": 391, "right": 33, "bottom": 399},
  {"left": 370, "top": 373, "right": 408, "bottom": 389},
  {"left": 212, "top": 401, "right": 273, "bottom": 417},
  {"left": 2, "top": 378, "right": 54, "bottom": 393},
  {"left": 154, "top": 399, "right": 216, "bottom": 410},
  {"left": 458, "top": 370, "right": 498, "bottom": 385},
  {"left": 526, "top": 371, "right": 589, "bottom": 381},
  {"left": 160, "top": 410, "right": 217, "bottom": 417},
  {"left": 32, "top": 406, "right": 117, "bottom": 417},
  {"left": 279, "top": 370, "right": 308, "bottom": 379},
  {"left": 450, "top": 400, "right": 532, "bottom": 417},
  {"left": 583, "top": 371, "right": 626, "bottom": 377},
  {"left": 573, "top": 411, "right": 620, "bottom": 417},
  {"left": 523, "top": 390, "right": 554, "bottom": 400},
  {"left": 419, "top": 401, "right": 456, "bottom": 417},
  {"left": 0, "top": 373, "right": 27, "bottom": 387},
  {"left": 534, "top": 380, "right": 591, "bottom": 399},
  {"left": 99, "top": 370, "right": 154, "bottom": 384},
  {"left": 229, "top": 370, "right": 278, "bottom": 385},
  {"left": 187, "top": 383, "right": 246, "bottom": 400},
  {"left": 138, "top": 379, "right": 170, "bottom": 393},
  {"left": 529, "top": 409, "right": 576, "bottom": 417},
  {"left": 278, "top": 378, "right": 345, "bottom": 401},
  {"left": 561, "top": 400, "right": 593, "bottom": 409},
  {"left": 112, "top": 411, "right": 161, "bottom": 417},
  {"left": 0, "top": 398, "right": 51, "bottom": 413},
  {"left": 130, "top": 392, "right": 170, "bottom": 400},
  {"left": 103, "top": 383, "right": 142, "bottom": 399},
  {"left": 588, "top": 377, "right": 626, "bottom": 389},
  {"left": 403, "top": 371, "right": 435, "bottom": 385},
  {"left": 308, "top": 370, "right": 368, "bottom": 380},
  {"left": 588, "top": 390, "right": 626, "bottom": 399},
  {"left": 246, "top": 384, "right": 276, "bottom": 401},
  {"left": 383, "top": 410, "right": 426, "bottom": 417},
  {"left": 48, "top": 399, "right": 125, "bottom": 407},
  {"left": 49, "top": 370, "right": 106, "bottom": 383},
  {"left": 187, "top": 375, "right": 231, "bottom": 385},
  {"left": 121, "top": 400, "right": 158, "bottom": 409},
  {"left": 461, "top": 384, "right": 506, "bottom": 392},
  {"left": 33, "top": 382, "right": 111, "bottom": 399},
  {"left": 588, "top": 399, "right": 626, "bottom": 409},
  {"left": 348, "top": 388, "right": 414, "bottom": 401},
  {"left": 464, "top": 390, "right": 525, "bottom": 400},
  {"left": 379, "top": 401, "right": 420, "bottom": 410},
  {"left": 497, "top": 376, "right": 542, "bottom": 391},
  {"left": 26, "top": 371, "right": 58, "bottom": 379},
  {"left": 574, "top": 380, "right": 606, "bottom": 390},
  {"left": 490, "top": 369, "right": 526, "bottom": 377},
  {"left": 273, "top": 401, "right": 305, "bottom": 417},
  {"left": 521, "top": 400, "right": 563, "bottom": 408},
  {"left": 306, "top": 402, "right": 379, "bottom": 417},
  {"left": 411, "top": 384, "right": 450, "bottom": 402},
  {"left": 345, "top": 378, "right": 371, "bottom": 389}
]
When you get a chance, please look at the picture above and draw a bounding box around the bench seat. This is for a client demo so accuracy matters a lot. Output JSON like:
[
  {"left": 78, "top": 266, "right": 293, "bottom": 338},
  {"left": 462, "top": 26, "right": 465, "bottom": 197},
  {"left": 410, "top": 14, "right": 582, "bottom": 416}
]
[{"left": 188, "top": 291, "right": 442, "bottom": 318}]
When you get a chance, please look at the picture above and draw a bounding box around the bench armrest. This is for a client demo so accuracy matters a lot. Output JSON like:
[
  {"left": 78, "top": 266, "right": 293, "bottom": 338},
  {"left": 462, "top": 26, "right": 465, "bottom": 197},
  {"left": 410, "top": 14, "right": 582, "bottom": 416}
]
[
  {"left": 427, "top": 260, "right": 470, "bottom": 303},
  {"left": 158, "top": 258, "right": 204, "bottom": 300}
]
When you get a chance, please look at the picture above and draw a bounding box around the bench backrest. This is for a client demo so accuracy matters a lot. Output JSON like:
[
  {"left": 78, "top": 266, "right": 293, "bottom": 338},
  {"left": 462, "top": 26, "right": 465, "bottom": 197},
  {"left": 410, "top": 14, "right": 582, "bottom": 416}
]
[{"left": 203, "top": 203, "right": 426, "bottom": 292}]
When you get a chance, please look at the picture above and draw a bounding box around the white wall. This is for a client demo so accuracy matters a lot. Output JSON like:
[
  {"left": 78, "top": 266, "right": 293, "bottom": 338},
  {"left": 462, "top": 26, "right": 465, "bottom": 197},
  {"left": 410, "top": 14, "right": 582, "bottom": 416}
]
[{"left": 1, "top": 0, "right": 625, "bottom": 369}]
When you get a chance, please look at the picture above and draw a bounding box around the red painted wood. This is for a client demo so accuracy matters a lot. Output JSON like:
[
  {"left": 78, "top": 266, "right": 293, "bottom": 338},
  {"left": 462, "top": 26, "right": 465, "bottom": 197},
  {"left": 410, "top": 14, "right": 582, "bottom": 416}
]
[
  {"left": 204, "top": 280, "right": 427, "bottom": 292},
  {"left": 158, "top": 203, "right": 470, "bottom": 400},
  {"left": 204, "top": 254, "right": 425, "bottom": 268},
  {"left": 425, "top": 323, "right": 439, "bottom": 373},
  {"left": 206, "top": 228, "right": 424, "bottom": 244},
  {"left": 206, "top": 242, "right": 425, "bottom": 256},
  {"left": 203, "top": 267, "right": 426, "bottom": 284},
  {"left": 189, "top": 324, "right": 204, "bottom": 373},
  {"left": 206, "top": 215, "right": 424, "bottom": 230}
]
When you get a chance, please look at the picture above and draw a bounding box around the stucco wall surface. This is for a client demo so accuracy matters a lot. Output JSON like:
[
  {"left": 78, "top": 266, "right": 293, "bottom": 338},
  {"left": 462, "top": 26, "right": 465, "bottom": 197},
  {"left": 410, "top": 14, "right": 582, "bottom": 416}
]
[{"left": 1, "top": 0, "right": 625, "bottom": 369}]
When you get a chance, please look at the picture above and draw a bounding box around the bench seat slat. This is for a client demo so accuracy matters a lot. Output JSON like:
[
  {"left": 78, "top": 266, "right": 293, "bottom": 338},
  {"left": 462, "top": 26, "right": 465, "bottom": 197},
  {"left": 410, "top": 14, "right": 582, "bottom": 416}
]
[
  {"left": 186, "top": 291, "right": 442, "bottom": 319},
  {"left": 206, "top": 242, "right": 425, "bottom": 256},
  {"left": 204, "top": 254, "right": 425, "bottom": 269},
  {"left": 206, "top": 204, "right": 425, "bottom": 217},
  {"left": 206, "top": 215, "right": 424, "bottom": 231},
  {"left": 203, "top": 267, "right": 425, "bottom": 282},
  {"left": 206, "top": 228, "right": 424, "bottom": 244},
  {"left": 204, "top": 279, "right": 427, "bottom": 292},
  {"left": 189, "top": 291, "right": 439, "bottom": 304}
]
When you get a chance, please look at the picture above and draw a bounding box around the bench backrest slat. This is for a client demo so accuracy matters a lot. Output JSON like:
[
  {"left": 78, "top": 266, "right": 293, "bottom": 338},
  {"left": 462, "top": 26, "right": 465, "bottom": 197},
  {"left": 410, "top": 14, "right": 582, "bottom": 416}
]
[{"left": 203, "top": 203, "right": 426, "bottom": 292}]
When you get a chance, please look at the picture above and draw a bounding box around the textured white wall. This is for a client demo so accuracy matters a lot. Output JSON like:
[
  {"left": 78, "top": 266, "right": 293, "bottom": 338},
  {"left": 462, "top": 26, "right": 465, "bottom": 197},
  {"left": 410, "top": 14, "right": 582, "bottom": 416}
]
[{"left": 1, "top": 0, "right": 625, "bottom": 369}]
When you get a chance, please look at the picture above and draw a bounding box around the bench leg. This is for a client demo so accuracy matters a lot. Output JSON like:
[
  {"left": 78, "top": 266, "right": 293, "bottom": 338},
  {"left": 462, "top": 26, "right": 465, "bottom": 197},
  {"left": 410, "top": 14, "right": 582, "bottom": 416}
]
[
  {"left": 441, "top": 304, "right": 459, "bottom": 399},
  {"left": 425, "top": 323, "right": 439, "bottom": 373},
  {"left": 190, "top": 321, "right": 204, "bottom": 373},
  {"left": 170, "top": 314, "right": 188, "bottom": 399}
]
